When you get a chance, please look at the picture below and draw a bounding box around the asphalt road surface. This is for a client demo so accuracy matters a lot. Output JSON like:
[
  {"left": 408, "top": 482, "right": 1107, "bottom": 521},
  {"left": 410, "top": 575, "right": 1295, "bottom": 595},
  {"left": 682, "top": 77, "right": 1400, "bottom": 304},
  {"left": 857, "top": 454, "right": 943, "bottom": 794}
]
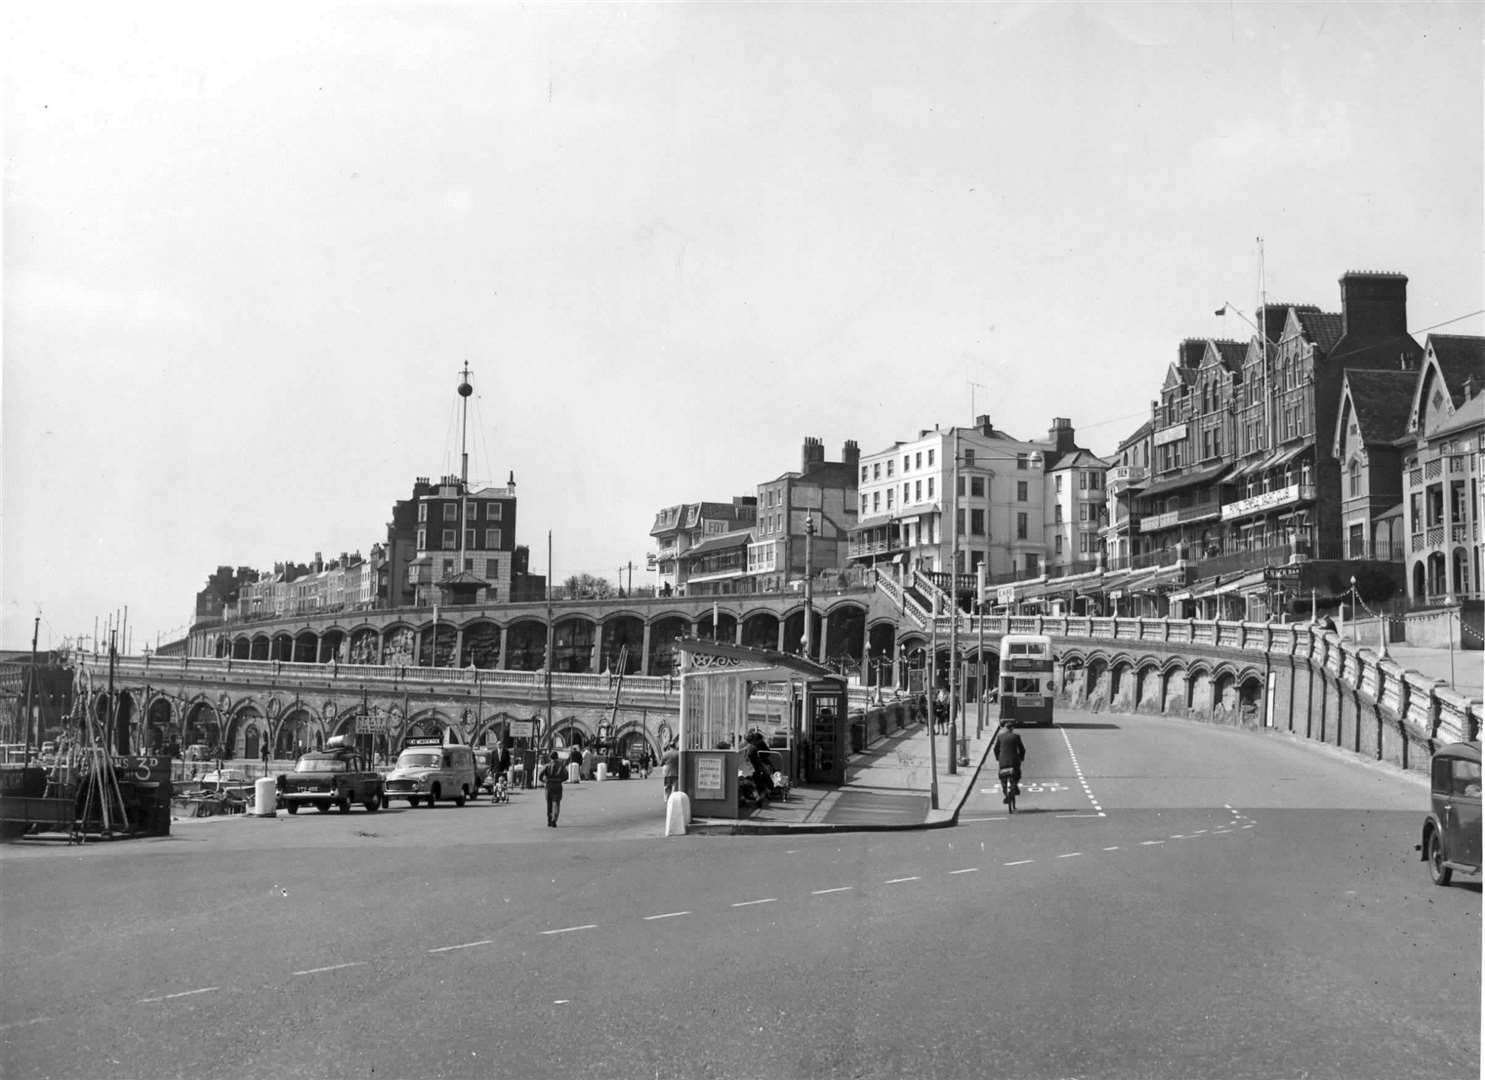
[{"left": 2, "top": 710, "right": 1477, "bottom": 1080}]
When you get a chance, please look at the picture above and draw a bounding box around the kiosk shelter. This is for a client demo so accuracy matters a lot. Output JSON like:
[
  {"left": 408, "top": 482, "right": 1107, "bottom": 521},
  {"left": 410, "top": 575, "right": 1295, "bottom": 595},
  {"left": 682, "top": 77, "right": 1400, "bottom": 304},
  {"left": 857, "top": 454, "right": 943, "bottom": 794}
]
[{"left": 675, "top": 638, "right": 848, "bottom": 819}]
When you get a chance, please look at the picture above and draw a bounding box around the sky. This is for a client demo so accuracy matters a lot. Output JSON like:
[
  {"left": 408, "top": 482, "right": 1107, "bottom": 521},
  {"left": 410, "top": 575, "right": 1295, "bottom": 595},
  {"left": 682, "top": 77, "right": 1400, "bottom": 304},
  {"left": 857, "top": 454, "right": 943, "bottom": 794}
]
[{"left": 4, "top": 1, "right": 1482, "bottom": 652}]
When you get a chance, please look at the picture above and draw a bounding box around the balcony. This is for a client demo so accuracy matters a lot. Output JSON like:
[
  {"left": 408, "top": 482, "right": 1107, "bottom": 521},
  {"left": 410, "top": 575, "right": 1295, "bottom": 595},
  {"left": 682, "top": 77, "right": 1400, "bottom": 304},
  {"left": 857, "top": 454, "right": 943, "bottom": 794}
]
[
  {"left": 1106, "top": 465, "right": 1148, "bottom": 494},
  {"left": 1220, "top": 483, "right": 1315, "bottom": 521},
  {"left": 848, "top": 536, "right": 905, "bottom": 560},
  {"left": 1139, "top": 500, "right": 1222, "bottom": 533}
]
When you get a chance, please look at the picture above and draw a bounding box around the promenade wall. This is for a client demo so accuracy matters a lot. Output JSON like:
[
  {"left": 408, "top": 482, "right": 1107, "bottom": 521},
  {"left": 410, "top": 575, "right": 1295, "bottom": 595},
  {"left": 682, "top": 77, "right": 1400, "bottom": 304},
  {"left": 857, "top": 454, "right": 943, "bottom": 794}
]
[{"left": 89, "top": 615, "right": 1481, "bottom": 776}]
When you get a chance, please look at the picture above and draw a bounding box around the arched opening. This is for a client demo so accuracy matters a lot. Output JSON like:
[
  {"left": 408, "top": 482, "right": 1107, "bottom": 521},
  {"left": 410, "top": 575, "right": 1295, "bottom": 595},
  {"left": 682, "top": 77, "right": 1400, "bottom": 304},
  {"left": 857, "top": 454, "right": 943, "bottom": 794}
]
[
  {"left": 1238, "top": 675, "right": 1264, "bottom": 726},
  {"left": 276, "top": 707, "right": 317, "bottom": 758},
  {"left": 271, "top": 634, "right": 294, "bottom": 661},
  {"left": 143, "top": 696, "right": 173, "bottom": 753},
  {"left": 1426, "top": 553, "right": 1447, "bottom": 599},
  {"left": 249, "top": 635, "right": 271, "bottom": 661},
  {"left": 782, "top": 609, "right": 822, "bottom": 659},
  {"left": 740, "top": 613, "right": 779, "bottom": 651},
  {"left": 184, "top": 701, "right": 222, "bottom": 758},
  {"left": 1452, "top": 546, "right": 1471, "bottom": 596},
  {"left": 419, "top": 621, "right": 457, "bottom": 667},
  {"left": 647, "top": 616, "right": 690, "bottom": 675},
  {"left": 505, "top": 620, "right": 548, "bottom": 671},
  {"left": 321, "top": 629, "right": 346, "bottom": 663},
  {"left": 866, "top": 623, "right": 896, "bottom": 688},
  {"left": 552, "top": 617, "right": 597, "bottom": 673},
  {"left": 823, "top": 605, "right": 866, "bottom": 676},
  {"left": 383, "top": 626, "right": 417, "bottom": 666},
  {"left": 231, "top": 637, "right": 251, "bottom": 660},
  {"left": 1411, "top": 561, "right": 1426, "bottom": 602},
  {"left": 600, "top": 616, "right": 643, "bottom": 674},
  {"left": 461, "top": 621, "right": 502, "bottom": 668},
  {"left": 349, "top": 627, "right": 382, "bottom": 665},
  {"left": 696, "top": 609, "right": 737, "bottom": 643},
  {"left": 292, "top": 631, "right": 319, "bottom": 663}
]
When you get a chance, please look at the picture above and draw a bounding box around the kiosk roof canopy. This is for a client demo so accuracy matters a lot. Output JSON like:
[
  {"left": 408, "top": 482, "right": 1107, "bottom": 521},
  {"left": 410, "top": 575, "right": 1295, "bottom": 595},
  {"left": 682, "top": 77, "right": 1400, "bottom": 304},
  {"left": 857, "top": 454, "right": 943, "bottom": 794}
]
[{"left": 676, "top": 637, "right": 843, "bottom": 683}]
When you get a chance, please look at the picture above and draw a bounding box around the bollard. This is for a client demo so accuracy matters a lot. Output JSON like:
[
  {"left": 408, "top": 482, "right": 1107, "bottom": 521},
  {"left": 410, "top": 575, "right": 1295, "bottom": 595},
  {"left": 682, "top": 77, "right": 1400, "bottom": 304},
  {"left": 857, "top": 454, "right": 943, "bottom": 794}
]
[
  {"left": 664, "top": 791, "right": 690, "bottom": 836},
  {"left": 596, "top": 762, "right": 608, "bottom": 782},
  {"left": 253, "top": 777, "right": 277, "bottom": 817}
]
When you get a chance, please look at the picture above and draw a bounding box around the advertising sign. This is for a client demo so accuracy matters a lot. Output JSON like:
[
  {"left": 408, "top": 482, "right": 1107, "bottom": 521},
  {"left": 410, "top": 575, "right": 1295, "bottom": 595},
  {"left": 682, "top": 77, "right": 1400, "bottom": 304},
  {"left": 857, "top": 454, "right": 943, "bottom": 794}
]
[
  {"left": 508, "top": 720, "right": 535, "bottom": 739},
  {"left": 695, "top": 754, "right": 724, "bottom": 798}
]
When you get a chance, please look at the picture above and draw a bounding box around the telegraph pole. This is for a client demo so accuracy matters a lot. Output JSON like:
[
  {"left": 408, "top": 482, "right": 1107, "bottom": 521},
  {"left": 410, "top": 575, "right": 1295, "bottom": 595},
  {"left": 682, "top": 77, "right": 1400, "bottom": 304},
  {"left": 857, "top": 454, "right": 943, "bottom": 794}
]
[
  {"left": 803, "top": 514, "right": 815, "bottom": 661},
  {"left": 948, "top": 429, "right": 959, "bottom": 774}
]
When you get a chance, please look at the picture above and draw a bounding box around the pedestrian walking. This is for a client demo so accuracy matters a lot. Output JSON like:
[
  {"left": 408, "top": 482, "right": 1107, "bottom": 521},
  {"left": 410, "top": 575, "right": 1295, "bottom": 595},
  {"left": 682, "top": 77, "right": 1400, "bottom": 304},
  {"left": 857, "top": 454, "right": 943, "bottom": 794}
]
[
  {"left": 660, "top": 739, "right": 679, "bottom": 802},
  {"left": 538, "top": 751, "right": 566, "bottom": 827},
  {"left": 260, "top": 740, "right": 270, "bottom": 776}
]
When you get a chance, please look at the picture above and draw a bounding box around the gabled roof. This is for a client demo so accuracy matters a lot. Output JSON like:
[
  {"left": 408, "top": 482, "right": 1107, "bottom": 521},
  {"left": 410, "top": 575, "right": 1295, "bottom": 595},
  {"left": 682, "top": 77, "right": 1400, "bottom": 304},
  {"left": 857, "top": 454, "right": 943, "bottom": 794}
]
[
  {"left": 1292, "top": 309, "right": 1344, "bottom": 353},
  {"left": 1206, "top": 340, "right": 1247, "bottom": 374},
  {"left": 1177, "top": 339, "right": 1206, "bottom": 369},
  {"left": 1117, "top": 419, "right": 1153, "bottom": 451},
  {"left": 1045, "top": 448, "right": 1110, "bottom": 472},
  {"left": 1427, "top": 334, "right": 1485, "bottom": 407},
  {"left": 1342, "top": 370, "right": 1417, "bottom": 446}
]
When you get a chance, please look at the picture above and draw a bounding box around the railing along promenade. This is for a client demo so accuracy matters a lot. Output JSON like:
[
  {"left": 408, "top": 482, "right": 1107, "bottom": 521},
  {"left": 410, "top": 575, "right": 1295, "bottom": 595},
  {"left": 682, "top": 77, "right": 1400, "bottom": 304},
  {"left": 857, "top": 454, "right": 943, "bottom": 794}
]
[{"left": 115, "top": 611, "right": 1485, "bottom": 747}]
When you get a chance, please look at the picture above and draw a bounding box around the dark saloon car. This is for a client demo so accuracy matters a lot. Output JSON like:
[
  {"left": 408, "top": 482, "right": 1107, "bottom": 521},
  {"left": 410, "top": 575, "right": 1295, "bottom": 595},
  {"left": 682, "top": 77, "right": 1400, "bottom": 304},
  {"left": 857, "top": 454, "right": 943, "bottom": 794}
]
[{"left": 1420, "top": 740, "right": 1481, "bottom": 886}]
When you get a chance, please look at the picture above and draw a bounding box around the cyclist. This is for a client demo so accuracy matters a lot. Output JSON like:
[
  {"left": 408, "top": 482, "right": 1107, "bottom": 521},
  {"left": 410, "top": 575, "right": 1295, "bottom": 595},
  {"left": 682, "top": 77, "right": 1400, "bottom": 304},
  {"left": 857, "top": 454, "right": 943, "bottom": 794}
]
[{"left": 990, "top": 719, "right": 1026, "bottom": 803}]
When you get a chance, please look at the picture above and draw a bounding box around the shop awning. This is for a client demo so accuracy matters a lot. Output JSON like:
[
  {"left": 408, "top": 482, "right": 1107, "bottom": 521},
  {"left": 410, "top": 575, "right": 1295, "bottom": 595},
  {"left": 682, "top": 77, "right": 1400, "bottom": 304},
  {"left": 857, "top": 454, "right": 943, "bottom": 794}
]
[
  {"left": 682, "top": 531, "right": 752, "bottom": 558},
  {"left": 1189, "top": 569, "right": 1268, "bottom": 600},
  {"left": 1138, "top": 462, "right": 1233, "bottom": 501}
]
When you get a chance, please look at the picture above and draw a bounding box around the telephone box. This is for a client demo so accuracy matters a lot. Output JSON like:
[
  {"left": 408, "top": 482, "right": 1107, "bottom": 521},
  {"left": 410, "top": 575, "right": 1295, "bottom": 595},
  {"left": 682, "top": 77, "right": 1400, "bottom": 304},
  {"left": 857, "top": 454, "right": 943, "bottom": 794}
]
[{"left": 803, "top": 679, "right": 848, "bottom": 785}]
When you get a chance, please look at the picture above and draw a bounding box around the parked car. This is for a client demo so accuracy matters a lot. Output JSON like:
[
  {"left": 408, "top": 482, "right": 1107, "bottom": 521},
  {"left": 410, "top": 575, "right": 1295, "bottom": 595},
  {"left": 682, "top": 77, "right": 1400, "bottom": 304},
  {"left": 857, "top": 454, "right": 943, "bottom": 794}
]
[
  {"left": 1420, "top": 740, "right": 1481, "bottom": 886},
  {"left": 196, "top": 768, "right": 253, "bottom": 800},
  {"left": 276, "top": 736, "right": 385, "bottom": 814}
]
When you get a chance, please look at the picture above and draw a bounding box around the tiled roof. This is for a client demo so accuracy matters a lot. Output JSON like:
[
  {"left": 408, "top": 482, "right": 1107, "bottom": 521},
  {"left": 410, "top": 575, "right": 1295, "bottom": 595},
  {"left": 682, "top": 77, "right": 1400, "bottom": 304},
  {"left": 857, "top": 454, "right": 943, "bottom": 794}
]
[
  {"left": 1344, "top": 370, "right": 1417, "bottom": 445},
  {"left": 1178, "top": 340, "right": 1206, "bottom": 369},
  {"left": 1117, "top": 419, "right": 1153, "bottom": 450},
  {"left": 1209, "top": 340, "right": 1246, "bottom": 373},
  {"left": 1428, "top": 334, "right": 1485, "bottom": 407},
  {"left": 1294, "top": 310, "right": 1344, "bottom": 353}
]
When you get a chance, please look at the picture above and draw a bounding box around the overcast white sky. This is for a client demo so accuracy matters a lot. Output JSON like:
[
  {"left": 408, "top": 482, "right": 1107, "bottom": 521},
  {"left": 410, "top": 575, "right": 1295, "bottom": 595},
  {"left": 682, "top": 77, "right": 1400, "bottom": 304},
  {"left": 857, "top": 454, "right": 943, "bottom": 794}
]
[{"left": 4, "top": 1, "right": 1482, "bottom": 652}]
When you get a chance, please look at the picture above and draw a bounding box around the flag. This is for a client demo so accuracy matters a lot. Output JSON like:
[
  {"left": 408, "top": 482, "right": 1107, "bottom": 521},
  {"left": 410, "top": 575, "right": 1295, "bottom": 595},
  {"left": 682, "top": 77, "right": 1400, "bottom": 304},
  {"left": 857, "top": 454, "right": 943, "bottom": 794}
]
[{"left": 1214, "top": 305, "right": 1227, "bottom": 316}]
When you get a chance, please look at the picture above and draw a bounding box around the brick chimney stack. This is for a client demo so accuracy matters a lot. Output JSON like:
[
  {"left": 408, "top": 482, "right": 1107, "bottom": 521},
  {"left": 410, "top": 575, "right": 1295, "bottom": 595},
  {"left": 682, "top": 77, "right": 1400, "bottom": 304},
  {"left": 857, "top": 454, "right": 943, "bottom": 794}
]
[
  {"left": 801, "top": 436, "right": 826, "bottom": 473},
  {"left": 1339, "top": 271, "right": 1409, "bottom": 342},
  {"left": 841, "top": 439, "right": 860, "bottom": 472},
  {"left": 1048, "top": 416, "right": 1077, "bottom": 453}
]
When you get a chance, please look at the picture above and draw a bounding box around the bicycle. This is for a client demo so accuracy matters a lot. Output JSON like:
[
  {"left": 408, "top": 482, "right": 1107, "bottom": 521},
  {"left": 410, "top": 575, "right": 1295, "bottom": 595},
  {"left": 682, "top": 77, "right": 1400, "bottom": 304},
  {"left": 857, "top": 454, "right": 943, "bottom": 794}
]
[{"left": 999, "top": 767, "right": 1019, "bottom": 814}]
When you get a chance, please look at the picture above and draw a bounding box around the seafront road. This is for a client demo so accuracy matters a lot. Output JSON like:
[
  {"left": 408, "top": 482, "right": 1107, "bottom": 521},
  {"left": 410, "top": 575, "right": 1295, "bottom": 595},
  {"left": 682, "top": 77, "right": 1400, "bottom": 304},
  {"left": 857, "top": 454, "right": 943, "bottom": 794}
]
[{"left": 1, "top": 707, "right": 1477, "bottom": 1080}]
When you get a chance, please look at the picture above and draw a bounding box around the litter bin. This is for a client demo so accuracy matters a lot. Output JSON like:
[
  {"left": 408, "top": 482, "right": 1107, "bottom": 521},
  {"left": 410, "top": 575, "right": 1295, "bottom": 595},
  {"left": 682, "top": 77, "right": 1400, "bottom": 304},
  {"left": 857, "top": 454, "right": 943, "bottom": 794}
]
[{"left": 849, "top": 717, "right": 867, "bottom": 754}]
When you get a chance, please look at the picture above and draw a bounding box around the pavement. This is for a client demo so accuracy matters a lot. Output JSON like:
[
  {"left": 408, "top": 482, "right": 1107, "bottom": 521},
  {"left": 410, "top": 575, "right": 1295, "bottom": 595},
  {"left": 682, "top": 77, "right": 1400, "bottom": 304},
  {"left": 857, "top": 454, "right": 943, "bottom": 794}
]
[
  {"left": 688, "top": 709, "right": 995, "bottom": 835},
  {"left": 1372, "top": 643, "right": 1483, "bottom": 702}
]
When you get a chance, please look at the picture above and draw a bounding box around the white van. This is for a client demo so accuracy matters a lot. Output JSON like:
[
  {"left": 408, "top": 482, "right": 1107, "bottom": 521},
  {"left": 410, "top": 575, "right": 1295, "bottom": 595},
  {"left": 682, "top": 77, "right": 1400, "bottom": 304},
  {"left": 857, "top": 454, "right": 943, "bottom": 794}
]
[{"left": 384, "top": 736, "right": 479, "bottom": 808}]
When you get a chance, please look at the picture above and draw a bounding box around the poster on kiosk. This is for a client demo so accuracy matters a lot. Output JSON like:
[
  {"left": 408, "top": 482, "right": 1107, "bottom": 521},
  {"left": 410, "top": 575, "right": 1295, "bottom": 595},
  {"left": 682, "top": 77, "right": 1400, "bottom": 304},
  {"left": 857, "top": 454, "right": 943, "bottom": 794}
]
[{"left": 675, "top": 638, "right": 845, "bottom": 819}]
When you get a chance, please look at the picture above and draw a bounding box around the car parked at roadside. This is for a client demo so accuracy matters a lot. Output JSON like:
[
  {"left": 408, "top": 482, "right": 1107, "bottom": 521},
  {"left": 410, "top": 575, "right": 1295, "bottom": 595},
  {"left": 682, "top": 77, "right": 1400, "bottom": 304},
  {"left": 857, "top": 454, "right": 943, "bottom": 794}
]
[
  {"left": 1420, "top": 739, "right": 1481, "bottom": 886},
  {"left": 276, "top": 736, "right": 385, "bottom": 814}
]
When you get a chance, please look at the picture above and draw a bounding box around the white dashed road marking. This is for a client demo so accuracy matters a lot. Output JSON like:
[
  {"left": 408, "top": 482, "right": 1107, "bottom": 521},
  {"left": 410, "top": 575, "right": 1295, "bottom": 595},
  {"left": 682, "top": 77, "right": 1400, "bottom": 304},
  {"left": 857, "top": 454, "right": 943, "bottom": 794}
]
[
  {"left": 1004, "top": 859, "right": 1035, "bottom": 866},
  {"left": 293, "top": 962, "right": 366, "bottom": 976},
  {"left": 731, "top": 898, "right": 777, "bottom": 908},
  {"left": 948, "top": 867, "right": 980, "bottom": 875},
  {"left": 1058, "top": 852, "right": 1082, "bottom": 859},
  {"left": 538, "top": 926, "right": 597, "bottom": 936},
  {"left": 643, "top": 911, "right": 691, "bottom": 921},
  {"left": 138, "top": 987, "right": 217, "bottom": 1004},
  {"left": 0, "top": 1017, "right": 52, "bottom": 1032},
  {"left": 1140, "top": 840, "right": 1165, "bottom": 846},
  {"left": 884, "top": 876, "right": 921, "bottom": 884},
  {"left": 811, "top": 887, "right": 853, "bottom": 895},
  {"left": 1059, "top": 728, "right": 1105, "bottom": 817},
  {"left": 430, "top": 939, "right": 496, "bottom": 952}
]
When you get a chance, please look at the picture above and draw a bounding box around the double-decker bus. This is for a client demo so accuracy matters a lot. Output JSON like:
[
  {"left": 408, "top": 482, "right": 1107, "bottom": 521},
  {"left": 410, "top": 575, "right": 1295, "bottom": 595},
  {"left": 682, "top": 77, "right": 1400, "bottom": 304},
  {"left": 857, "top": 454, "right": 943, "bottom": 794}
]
[{"left": 997, "top": 633, "right": 1055, "bottom": 726}]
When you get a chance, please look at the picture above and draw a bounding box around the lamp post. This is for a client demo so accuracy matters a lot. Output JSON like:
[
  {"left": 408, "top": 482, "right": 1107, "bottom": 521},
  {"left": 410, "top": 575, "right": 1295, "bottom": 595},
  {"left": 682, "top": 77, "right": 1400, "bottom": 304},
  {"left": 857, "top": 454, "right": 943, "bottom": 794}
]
[
  {"left": 927, "top": 593, "right": 940, "bottom": 810},
  {"left": 803, "top": 513, "right": 816, "bottom": 662},
  {"left": 948, "top": 428, "right": 961, "bottom": 773}
]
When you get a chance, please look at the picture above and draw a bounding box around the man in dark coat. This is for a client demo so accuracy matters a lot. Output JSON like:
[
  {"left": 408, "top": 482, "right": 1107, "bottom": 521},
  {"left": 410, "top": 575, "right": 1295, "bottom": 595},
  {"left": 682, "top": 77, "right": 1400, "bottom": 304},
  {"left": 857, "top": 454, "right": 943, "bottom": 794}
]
[
  {"left": 539, "top": 751, "right": 567, "bottom": 826},
  {"left": 990, "top": 720, "right": 1026, "bottom": 801}
]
